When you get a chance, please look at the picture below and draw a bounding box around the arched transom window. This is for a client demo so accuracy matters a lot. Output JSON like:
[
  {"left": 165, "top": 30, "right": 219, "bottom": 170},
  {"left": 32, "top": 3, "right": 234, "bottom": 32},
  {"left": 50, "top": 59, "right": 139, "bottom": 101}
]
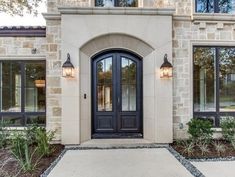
[{"left": 95, "top": 0, "right": 138, "bottom": 7}]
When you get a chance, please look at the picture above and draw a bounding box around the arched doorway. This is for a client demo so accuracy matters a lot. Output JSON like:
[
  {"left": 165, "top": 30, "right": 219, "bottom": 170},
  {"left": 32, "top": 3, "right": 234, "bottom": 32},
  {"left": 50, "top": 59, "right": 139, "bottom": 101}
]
[{"left": 92, "top": 50, "right": 143, "bottom": 138}]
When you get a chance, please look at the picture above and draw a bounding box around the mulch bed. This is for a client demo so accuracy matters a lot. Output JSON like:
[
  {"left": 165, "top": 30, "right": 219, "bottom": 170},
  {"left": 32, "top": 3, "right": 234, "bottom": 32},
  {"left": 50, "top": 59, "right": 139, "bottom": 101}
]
[
  {"left": 0, "top": 144, "right": 64, "bottom": 177},
  {"left": 171, "top": 140, "right": 235, "bottom": 159}
]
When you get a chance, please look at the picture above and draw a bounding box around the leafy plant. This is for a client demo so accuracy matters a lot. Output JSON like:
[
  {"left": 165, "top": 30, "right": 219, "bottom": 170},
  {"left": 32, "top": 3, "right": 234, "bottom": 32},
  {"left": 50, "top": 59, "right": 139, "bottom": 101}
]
[
  {"left": 175, "top": 139, "right": 185, "bottom": 146},
  {"left": 0, "top": 121, "right": 10, "bottom": 149},
  {"left": 10, "top": 132, "right": 41, "bottom": 172},
  {"left": 25, "top": 124, "right": 39, "bottom": 145},
  {"left": 182, "top": 141, "right": 195, "bottom": 156},
  {"left": 221, "top": 117, "right": 235, "bottom": 142},
  {"left": 187, "top": 118, "right": 213, "bottom": 143},
  {"left": 213, "top": 141, "right": 226, "bottom": 156},
  {"left": 198, "top": 142, "right": 210, "bottom": 156},
  {"left": 0, "top": 0, "right": 43, "bottom": 16},
  {"left": 231, "top": 140, "right": 235, "bottom": 150},
  {"left": 35, "top": 127, "right": 55, "bottom": 157}
]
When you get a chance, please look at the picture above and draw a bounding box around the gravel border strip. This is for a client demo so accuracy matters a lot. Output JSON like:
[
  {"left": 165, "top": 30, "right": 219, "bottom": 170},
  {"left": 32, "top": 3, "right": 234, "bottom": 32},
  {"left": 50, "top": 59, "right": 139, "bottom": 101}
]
[
  {"left": 40, "top": 149, "right": 67, "bottom": 177},
  {"left": 188, "top": 156, "right": 235, "bottom": 162},
  {"left": 40, "top": 144, "right": 205, "bottom": 177},
  {"left": 167, "top": 146, "right": 205, "bottom": 177},
  {"left": 66, "top": 143, "right": 168, "bottom": 150}
]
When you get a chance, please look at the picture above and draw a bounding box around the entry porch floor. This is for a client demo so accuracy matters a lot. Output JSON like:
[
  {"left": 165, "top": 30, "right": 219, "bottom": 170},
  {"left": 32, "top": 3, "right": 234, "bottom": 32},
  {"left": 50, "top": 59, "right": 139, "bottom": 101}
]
[{"left": 47, "top": 148, "right": 193, "bottom": 177}]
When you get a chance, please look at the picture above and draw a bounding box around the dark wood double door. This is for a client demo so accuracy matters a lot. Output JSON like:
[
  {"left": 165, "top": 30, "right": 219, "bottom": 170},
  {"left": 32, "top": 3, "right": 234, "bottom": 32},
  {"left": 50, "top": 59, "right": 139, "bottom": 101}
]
[{"left": 92, "top": 51, "right": 142, "bottom": 138}]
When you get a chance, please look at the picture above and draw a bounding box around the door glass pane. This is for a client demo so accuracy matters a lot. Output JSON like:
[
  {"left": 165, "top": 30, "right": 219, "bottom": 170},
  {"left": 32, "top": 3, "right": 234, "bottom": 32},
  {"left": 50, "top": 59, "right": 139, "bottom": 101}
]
[
  {"left": 193, "top": 47, "right": 216, "bottom": 112},
  {"left": 122, "top": 85, "right": 129, "bottom": 111},
  {"left": 121, "top": 57, "right": 136, "bottom": 111},
  {"left": 97, "top": 57, "right": 113, "bottom": 111},
  {"left": 129, "top": 84, "right": 136, "bottom": 111},
  {"left": 1, "top": 61, "right": 21, "bottom": 112},
  {"left": 25, "top": 62, "right": 46, "bottom": 112},
  {"left": 219, "top": 47, "right": 235, "bottom": 112}
]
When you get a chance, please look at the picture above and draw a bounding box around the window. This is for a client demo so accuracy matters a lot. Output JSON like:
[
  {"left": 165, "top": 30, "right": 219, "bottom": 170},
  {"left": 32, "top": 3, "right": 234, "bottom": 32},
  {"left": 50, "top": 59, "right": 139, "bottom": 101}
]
[
  {"left": 0, "top": 60, "right": 46, "bottom": 126},
  {"left": 193, "top": 46, "right": 235, "bottom": 126},
  {"left": 195, "top": 0, "right": 235, "bottom": 13},
  {"left": 95, "top": 0, "right": 138, "bottom": 7}
]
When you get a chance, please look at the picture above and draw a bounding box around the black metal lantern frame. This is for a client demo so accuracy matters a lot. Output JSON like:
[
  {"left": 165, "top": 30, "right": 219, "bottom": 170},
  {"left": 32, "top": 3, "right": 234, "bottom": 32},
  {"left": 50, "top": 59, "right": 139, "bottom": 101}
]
[
  {"left": 62, "top": 53, "right": 75, "bottom": 78},
  {"left": 160, "top": 54, "right": 173, "bottom": 78}
]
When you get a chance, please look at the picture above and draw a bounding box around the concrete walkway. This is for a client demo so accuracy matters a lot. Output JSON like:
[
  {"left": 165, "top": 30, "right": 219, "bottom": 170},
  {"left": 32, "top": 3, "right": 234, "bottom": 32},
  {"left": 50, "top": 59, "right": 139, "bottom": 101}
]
[
  {"left": 193, "top": 161, "right": 235, "bottom": 177},
  {"left": 47, "top": 148, "right": 193, "bottom": 177}
]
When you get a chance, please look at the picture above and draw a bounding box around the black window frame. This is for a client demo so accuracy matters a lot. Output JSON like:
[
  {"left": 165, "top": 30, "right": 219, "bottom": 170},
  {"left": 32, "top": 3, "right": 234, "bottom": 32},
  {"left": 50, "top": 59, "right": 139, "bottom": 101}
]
[
  {"left": 0, "top": 60, "right": 46, "bottom": 127},
  {"left": 195, "top": 0, "right": 235, "bottom": 13},
  {"left": 95, "top": 0, "right": 138, "bottom": 7},
  {"left": 193, "top": 46, "right": 235, "bottom": 127}
]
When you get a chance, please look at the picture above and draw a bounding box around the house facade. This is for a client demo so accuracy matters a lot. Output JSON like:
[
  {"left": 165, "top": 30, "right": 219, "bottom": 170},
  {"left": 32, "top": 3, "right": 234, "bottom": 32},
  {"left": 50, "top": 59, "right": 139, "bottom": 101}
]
[{"left": 0, "top": 0, "right": 235, "bottom": 144}]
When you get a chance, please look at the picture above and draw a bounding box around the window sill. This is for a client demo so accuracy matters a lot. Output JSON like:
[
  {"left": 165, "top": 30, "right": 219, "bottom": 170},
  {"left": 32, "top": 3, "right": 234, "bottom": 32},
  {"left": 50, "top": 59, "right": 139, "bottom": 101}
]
[
  {"left": 193, "top": 13, "right": 235, "bottom": 22},
  {"left": 212, "top": 127, "right": 222, "bottom": 132},
  {"left": 57, "top": 7, "right": 175, "bottom": 16},
  {"left": 5, "top": 127, "right": 27, "bottom": 131},
  {"left": 5, "top": 126, "right": 45, "bottom": 131}
]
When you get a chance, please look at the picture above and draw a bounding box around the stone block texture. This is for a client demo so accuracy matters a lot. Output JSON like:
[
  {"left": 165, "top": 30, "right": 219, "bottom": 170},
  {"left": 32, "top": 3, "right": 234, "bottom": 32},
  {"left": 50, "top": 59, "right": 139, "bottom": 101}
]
[
  {"left": 172, "top": 20, "right": 235, "bottom": 139},
  {"left": 46, "top": 19, "right": 62, "bottom": 141},
  {"left": 0, "top": 37, "right": 46, "bottom": 55},
  {"left": 1, "top": 0, "right": 234, "bottom": 143}
]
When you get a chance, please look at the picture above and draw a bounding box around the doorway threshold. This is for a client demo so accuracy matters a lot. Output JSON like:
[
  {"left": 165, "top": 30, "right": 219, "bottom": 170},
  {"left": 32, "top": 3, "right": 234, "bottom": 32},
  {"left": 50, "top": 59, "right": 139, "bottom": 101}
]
[{"left": 75, "top": 139, "right": 168, "bottom": 149}]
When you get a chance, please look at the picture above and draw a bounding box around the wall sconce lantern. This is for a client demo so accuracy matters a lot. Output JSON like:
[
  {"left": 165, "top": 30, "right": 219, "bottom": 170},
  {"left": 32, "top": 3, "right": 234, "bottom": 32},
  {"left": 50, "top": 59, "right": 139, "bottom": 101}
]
[
  {"left": 62, "top": 53, "right": 74, "bottom": 78},
  {"left": 160, "top": 54, "right": 173, "bottom": 78},
  {"left": 34, "top": 79, "right": 46, "bottom": 88}
]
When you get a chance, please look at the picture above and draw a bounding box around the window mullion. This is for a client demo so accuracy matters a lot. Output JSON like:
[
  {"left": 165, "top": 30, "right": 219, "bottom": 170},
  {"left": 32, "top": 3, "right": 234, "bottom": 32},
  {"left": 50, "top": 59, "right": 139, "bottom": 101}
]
[
  {"left": 115, "top": 0, "right": 118, "bottom": 7},
  {"left": 21, "top": 62, "right": 26, "bottom": 125},
  {"left": 215, "top": 47, "right": 220, "bottom": 126},
  {"left": 214, "top": 0, "right": 219, "bottom": 13},
  {"left": 0, "top": 62, "right": 2, "bottom": 112}
]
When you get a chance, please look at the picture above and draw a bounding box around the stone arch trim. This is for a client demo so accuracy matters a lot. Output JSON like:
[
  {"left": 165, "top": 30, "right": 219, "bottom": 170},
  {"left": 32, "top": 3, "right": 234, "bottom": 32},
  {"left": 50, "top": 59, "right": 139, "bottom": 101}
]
[{"left": 80, "top": 33, "right": 154, "bottom": 58}]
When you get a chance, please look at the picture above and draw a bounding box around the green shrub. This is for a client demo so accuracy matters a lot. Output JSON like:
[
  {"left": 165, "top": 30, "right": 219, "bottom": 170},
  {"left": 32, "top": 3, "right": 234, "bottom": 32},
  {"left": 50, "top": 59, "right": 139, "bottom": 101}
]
[
  {"left": 11, "top": 132, "right": 40, "bottom": 172},
  {"left": 220, "top": 117, "right": 235, "bottom": 142},
  {"left": 25, "top": 124, "right": 39, "bottom": 145},
  {"left": 0, "top": 121, "right": 10, "bottom": 149},
  {"left": 187, "top": 118, "right": 213, "bottom": 142},
  {"left": 35, "top": 127, "right": 55, "bottom": 157}
]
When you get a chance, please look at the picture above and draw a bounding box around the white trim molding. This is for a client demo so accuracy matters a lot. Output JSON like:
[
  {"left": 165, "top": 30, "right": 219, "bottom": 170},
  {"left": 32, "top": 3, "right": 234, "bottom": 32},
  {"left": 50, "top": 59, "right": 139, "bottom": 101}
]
[{"left": 57, "top": 7, "right": 175, "bottom": 16}]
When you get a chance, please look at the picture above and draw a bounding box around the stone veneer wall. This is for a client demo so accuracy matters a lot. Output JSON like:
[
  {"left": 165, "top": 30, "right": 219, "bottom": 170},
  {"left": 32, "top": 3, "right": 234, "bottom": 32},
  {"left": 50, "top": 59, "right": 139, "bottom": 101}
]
[
  {"left": 0, "top": 33, "right": 63, "bottom": 141},
  {"left": 46, "top": 0, "right": 235, "bottom": 141},
  {"left": 46, "top": 20, "right": 62, "bottom": 141},
  {"left": 0, "top": 37, "right": 46, "bottom": 55},
  {"left": 173, "top": 20, "right": 235, "bottom": 139}
]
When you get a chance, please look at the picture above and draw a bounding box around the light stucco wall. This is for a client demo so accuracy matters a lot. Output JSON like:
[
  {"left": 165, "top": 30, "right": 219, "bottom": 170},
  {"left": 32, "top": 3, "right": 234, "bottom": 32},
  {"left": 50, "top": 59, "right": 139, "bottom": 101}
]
[{"left": 60, "top": 13, "right": 173, "bottom": 144}]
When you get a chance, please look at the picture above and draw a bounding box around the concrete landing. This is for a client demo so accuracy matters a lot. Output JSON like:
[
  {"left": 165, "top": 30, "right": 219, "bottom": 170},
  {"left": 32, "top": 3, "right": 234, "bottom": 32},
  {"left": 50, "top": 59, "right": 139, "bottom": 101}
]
[{"left": 47, "top": 148, "right": 193, "bottom": 177}]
